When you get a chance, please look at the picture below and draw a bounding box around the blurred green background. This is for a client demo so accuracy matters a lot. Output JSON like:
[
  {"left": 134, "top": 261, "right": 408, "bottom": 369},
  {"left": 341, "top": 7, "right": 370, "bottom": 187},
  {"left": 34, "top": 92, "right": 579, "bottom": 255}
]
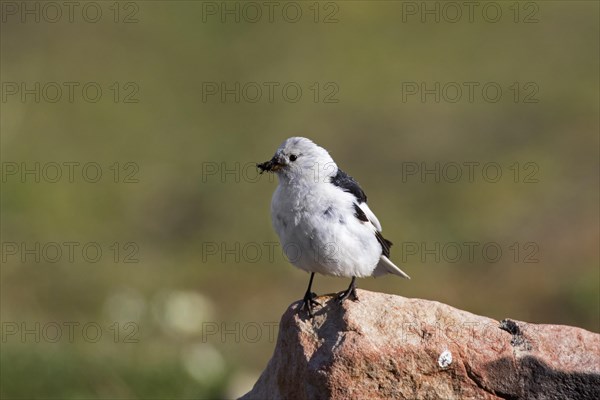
[{"left": 1, "top": 1, "right": 598, "bottom": 399}]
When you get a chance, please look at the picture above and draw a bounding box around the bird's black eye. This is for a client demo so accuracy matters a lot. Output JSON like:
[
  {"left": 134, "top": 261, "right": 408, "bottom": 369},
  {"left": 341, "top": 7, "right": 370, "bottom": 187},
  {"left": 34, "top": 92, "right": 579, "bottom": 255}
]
[{"left": 289, "top": 154, "right": 298, "bottom": 162}]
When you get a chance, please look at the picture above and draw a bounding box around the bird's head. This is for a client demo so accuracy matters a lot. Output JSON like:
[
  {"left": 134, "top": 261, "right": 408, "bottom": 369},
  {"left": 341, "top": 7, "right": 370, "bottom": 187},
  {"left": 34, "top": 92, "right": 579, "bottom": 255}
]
[{"left": 257, "top": 137, "right": 337, "bottom": 183}]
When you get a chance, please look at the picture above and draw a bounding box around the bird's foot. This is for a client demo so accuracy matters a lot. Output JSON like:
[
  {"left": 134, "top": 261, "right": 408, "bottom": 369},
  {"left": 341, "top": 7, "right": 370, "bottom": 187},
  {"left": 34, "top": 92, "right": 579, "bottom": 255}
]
[
  {"left": 300, "top": 291, "right": 321, "bottom": 318},
  {"left": 337, "top": 286, "right": 358, "bottom": 304}
]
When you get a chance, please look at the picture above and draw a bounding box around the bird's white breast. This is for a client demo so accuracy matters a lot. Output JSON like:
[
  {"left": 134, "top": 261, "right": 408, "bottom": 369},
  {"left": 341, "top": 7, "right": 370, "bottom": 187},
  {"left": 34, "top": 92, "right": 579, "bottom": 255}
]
[{"left": 271, "top": 181, "right": 381, "bottom": 277}]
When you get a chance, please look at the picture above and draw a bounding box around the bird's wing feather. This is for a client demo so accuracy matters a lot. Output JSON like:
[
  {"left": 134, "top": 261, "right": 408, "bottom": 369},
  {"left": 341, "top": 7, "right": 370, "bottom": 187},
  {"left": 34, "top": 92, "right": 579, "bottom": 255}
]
[
  {"left": 353, "top": 203, "right": 394, "bottom": 259},
  {"left": 331, "top": 167, "right": 405, "bottom": 276},
  {"left": 330, "top": 168, "right": 367, "bottom": 203},
  {"left": 375, "top": 231, "right": 392, "bottom": 258},
  {"left": 358, "top": 202, "right": 382, "bottom": 232},
  {"left": 375, "top": 255, "right": 411, "bottom": 279}
]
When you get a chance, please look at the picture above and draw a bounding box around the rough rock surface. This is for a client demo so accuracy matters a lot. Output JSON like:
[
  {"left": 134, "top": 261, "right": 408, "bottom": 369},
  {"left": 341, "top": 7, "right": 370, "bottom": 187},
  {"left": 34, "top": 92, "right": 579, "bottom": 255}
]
[{"left": 241, "top": 290, "right": 600, "bottom": 400}]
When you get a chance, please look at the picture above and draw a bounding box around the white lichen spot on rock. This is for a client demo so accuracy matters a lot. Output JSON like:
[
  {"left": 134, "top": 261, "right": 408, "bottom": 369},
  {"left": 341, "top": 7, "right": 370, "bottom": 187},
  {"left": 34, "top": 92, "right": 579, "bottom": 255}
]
[{"left": 438, "top": 349, "right": 452, "bottom": 369}]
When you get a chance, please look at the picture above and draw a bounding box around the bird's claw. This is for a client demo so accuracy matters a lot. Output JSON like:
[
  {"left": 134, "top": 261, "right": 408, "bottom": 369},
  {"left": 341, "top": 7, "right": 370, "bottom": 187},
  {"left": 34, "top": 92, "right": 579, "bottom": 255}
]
[
  {"left": 300, "top": 291, "right": 321, "bottom": 318},
  {"left": 337, "top": 287, "right": 358, "bottom": 304}
]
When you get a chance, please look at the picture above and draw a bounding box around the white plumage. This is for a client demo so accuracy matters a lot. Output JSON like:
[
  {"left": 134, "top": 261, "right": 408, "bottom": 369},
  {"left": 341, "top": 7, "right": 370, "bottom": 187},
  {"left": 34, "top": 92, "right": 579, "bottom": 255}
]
[{"left": 258, "top": 137, "right": 410, "bottom": 316}]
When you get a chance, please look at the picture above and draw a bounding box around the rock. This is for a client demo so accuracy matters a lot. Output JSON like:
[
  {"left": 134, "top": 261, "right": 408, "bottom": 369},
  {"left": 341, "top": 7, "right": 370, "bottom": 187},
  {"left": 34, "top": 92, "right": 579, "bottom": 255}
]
[{"left": 241, "top": 290, "right": 600, "bottom": 400}]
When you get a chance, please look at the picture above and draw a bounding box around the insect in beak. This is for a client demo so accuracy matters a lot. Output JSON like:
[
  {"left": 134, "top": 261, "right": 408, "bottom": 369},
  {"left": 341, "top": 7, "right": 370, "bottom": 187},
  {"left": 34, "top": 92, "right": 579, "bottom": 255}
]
[{"left": 257, "top": 155, "right": 284, "bottom": 173}]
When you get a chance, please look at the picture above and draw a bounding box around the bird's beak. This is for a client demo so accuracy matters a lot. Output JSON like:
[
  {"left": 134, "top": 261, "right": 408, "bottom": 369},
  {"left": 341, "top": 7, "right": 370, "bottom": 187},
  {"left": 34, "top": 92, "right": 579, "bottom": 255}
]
[{"left": 257, "top": 155, "right": 285, "bottom": 173}]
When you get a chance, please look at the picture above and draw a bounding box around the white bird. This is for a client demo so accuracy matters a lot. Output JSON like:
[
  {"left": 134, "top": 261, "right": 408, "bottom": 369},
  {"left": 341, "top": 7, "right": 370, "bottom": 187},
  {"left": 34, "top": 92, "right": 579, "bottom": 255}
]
[{"left": 258, "top": 137, "right": 410, "bottom": 317}]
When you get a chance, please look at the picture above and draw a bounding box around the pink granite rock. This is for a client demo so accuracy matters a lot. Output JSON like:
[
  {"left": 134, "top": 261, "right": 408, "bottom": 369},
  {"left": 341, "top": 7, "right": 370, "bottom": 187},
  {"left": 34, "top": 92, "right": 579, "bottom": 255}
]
[{"left": 241, "top": 290, "right": 600, "bottom": 400}]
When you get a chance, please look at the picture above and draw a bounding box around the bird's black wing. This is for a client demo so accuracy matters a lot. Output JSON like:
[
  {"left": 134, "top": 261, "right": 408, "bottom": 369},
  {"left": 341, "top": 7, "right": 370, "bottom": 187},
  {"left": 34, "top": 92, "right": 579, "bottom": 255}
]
[
  {"left": 353, "top": 203, "right": 369, "bottom": 222},
  {"left": 341, "top": 172, "right": 392, "bottom": 258},
  {"left": 375, "top": 231, "right": 392, "bottom": 258},
  {"left": 353, "top": 203, "right": 393, "bottom": 257},
  {"left": 331, "top": 168, "right": 367, "bottom": 203}
]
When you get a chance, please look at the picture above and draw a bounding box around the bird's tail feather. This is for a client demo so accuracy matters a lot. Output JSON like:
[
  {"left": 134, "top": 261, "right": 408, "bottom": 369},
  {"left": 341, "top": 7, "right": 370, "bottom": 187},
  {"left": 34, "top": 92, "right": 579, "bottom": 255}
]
[{"left": 375, "top": 256, "right": 411, "bottom": 279}]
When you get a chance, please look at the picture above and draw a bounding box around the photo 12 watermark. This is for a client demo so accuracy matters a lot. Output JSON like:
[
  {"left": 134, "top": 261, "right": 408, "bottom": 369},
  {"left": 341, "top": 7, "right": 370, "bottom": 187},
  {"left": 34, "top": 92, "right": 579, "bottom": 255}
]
[
  {"left": 1, "top": 1, "right": 140, "bottom": 23},
  {"left": 1, "top": 321, "right": 140, "bottom": 343},
  {"left": 1, "top": 161, "right": 140, "bottom": 184},
  {"left": 1, "top": 241, "right": 141, "bottom": 264},
  {"left": 200, "top": 81, "right": 340, "bottom": 104},
  {"left": 200, "top": 321, "right": 279, "bottom": 344},
  {"left": 400, "top": 241, "right": 540, "bottom": 264},
  {"left": 201, "top": 240, "right": 347, "bottom": 265},
  {"left": 400, "top": 81, "right": 540, "bottom": 104},
  {"left": 200, "top": 1, "right": 339, "bottom": 23},
  {"left": 1, "top": 82, "right": 140, "bottom": 103},
  {"left": 400, "top": 1, "right": 540, "bottom": 24},
  {"left": 400, "top": 161, "right": 540, "bottom": 183}
]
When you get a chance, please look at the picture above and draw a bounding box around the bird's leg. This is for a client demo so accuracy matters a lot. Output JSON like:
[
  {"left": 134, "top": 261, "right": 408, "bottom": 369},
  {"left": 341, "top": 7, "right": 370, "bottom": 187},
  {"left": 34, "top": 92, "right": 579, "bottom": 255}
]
[
  {"left": 338, "top": 276, "right": 358, "bottom": 303},
  {"left": 300, "top": 272, "right": 321, "bottom": 318}
]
